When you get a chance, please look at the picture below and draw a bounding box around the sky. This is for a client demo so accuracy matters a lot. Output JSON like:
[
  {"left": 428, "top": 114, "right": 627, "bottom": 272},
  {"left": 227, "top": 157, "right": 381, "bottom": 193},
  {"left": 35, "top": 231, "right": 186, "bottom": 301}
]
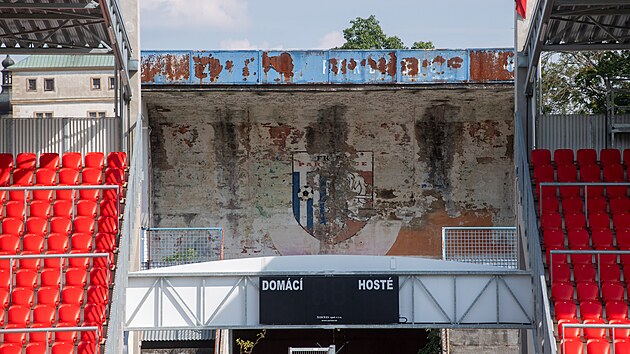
[{"left": 140, "top": 0, "right": 516, "bottom": 51}]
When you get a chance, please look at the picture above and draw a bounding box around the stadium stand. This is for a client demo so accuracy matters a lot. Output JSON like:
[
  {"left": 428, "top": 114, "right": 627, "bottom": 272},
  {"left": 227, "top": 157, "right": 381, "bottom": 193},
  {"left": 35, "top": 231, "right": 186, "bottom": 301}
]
[
  {"left": 0, "top": 152, "right": 126, "bottom": 353},
  {"left": 533, "top": 148, "right": 630, "bottom": 353}
]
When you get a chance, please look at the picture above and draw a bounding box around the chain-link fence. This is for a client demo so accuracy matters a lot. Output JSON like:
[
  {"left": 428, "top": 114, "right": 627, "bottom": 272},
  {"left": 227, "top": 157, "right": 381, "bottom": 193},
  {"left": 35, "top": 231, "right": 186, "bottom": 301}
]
[
  {"left": 141, "top": 227, "right": 224, "bottom": 269},
  {"left": 442, "top": 227, "right": 518, "bottom": 269}
]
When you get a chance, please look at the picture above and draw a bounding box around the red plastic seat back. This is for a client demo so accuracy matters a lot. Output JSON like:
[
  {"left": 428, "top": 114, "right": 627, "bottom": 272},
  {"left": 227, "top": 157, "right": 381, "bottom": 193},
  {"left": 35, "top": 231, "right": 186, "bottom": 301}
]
[
  {"left": 532, "top": 149, "right": 551, "bottom": 167},
  {"left": 601, "top": 148, "right": 621, "bottom": 166},
  {"left": 554, "top": 149, "right": 575, "bottom": 167},
  {"left": 39, "top": 153, "right": 60, "bottom": 170},
  {"left": 16, "top": 153, "right": 37, "bottom": 170},
  {"left": 577, "top": 149, "right": 597, "bottom": 167},
  {"left": 62, "top": 152, "right": 82, "bottom": 170},
  {"left": 107, "top": 151, "right": 127, "bottom": 169},
  {"left": 0, "top": 153, "right": 13, "bottom": 169},
  {"left": 84, "top": 152, "right": 105, "bottom": 170}
]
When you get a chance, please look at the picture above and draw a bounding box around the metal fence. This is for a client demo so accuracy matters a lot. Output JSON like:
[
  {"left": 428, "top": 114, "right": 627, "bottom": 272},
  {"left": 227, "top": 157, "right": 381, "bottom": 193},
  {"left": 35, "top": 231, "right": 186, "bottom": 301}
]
[
  {"left": 0, "top": 117, "right": 121, "bottom": 155},
  {"left": 442, "top": 227, "right": 518, "bottom": 269},
  {"left": 289, "top": 346, "right": 336, "bottom": 354},
  {"left": 141, "top": 227, "right": 224, "bottom": 270},
  {"left": 537, "top": 113, "right": 630, "bottom": 151}
]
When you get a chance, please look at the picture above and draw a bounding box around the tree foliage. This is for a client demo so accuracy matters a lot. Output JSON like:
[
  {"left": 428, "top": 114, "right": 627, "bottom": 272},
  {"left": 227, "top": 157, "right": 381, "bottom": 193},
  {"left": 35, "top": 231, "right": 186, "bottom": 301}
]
[
  {"left": 418, "top": 329, "right": 442, "bottom": 354},
  {"left": 541, "top": 51, "right": 630, "bottom": 115},
  {"left": 340, "top": 15, "right": 434, "bottom": 50}
]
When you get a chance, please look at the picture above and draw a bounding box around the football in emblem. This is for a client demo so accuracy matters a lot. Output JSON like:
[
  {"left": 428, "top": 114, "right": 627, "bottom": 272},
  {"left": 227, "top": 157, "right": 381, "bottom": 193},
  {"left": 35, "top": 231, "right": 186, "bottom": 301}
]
[{"left": 298, "top": 186, "right": 314, "bottom": 201}]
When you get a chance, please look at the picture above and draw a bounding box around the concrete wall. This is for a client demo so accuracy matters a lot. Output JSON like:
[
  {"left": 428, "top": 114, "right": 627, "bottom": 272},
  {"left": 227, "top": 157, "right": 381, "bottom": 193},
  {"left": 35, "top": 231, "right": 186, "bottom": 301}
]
[{"left": 144, "top": 85, "right": 514, "bottom": 259}]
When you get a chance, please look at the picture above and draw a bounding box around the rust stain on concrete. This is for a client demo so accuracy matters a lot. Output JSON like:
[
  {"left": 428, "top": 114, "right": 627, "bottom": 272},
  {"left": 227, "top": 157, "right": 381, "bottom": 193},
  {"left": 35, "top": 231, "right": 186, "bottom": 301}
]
[{"left": 262, "top": 52, "right": 295, "bottom": 82}]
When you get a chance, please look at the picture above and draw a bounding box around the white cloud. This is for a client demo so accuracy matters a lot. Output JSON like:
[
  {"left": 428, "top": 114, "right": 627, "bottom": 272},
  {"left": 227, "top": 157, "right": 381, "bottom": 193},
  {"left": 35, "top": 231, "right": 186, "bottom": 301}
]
[
  {"left": 316, "top": 31, "right": 345, "bottom": 49},
  {"left": 219, "top": 39, "right": 284, "bottom": 50},
  {"left": 141, "top": 0, "right": 249, "bottom": 30}
]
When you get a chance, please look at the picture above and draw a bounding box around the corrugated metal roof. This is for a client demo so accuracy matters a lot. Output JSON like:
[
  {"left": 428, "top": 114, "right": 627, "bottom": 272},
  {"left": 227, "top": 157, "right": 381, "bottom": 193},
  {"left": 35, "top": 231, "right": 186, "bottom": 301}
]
[
  {"left": 141, "top": 329, "right": 216, "bottom": 342},
  {"left": 11, "top": 55, "right": 114, "bottom": 70},
  {"left": 543, "top": 2, "right": 630, "bottom": 49}
]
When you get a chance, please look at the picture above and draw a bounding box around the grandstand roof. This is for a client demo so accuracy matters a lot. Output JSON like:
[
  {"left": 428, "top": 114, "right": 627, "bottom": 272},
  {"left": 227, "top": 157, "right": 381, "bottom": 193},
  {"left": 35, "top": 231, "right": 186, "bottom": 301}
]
[{"left": 10, "top": 54, "right": 114, "bottom": 70}]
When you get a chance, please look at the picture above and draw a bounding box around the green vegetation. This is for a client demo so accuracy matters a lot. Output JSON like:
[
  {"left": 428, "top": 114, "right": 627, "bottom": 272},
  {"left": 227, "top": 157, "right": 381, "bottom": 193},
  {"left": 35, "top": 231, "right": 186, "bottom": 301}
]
[
  {"left": 418, "top": 329, "right": 442, "bottom": 354},
  {"left": 340, "top": 15, "right": 434, "bottom": 50},
  {"left": 236, "top": 329, "right": 266, "bottom": 354}
]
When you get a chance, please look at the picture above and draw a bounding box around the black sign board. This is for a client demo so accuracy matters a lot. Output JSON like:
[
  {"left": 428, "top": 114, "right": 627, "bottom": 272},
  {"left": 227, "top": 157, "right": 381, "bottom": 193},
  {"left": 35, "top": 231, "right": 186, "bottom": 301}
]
[{"left": 259, "top": 275, "right": 399, "bottom": 325}]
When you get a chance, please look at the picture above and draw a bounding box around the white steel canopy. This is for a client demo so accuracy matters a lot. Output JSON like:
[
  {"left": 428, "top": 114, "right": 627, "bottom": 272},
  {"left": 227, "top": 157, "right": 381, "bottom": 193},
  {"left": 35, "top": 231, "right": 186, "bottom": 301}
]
[{"left": 125, "top": 255, "right": 534, "bottom": 330}]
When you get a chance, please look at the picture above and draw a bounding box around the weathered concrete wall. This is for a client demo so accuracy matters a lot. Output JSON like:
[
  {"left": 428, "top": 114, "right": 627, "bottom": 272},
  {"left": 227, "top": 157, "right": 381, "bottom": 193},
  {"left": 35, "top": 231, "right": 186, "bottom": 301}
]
[
  {"left": 448, "top": 329, "right": 520, "bottom": 354},
  {"left": 144, "top": 86, "right": 514, "bottom": 258}
]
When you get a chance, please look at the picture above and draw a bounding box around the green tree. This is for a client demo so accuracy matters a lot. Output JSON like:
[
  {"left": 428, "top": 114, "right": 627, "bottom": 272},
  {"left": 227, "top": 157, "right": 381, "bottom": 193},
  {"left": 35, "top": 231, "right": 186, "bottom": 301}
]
[
  {"left": 340, "top": 15, "right": 433, "bottom": 50},
  {"left": 418, "top": 329, "right": 441, "bottom": 354},
  {"left": 541, "top": 51, "right": 630, "bottom": 114}
]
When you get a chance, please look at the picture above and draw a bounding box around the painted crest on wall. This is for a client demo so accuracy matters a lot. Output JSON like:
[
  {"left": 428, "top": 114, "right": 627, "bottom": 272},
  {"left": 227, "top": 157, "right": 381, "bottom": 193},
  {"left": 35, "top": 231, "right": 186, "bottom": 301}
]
[{"left": 292, "top": 151, "right": 374, "bottom": 244}]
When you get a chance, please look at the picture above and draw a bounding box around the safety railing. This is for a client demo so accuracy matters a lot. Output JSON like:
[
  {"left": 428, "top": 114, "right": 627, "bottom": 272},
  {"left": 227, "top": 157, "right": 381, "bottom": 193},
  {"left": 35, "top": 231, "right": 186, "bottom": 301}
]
[
  {"left": 549, "top": 249, "right": 630, "bottom": 289},
  {"left": 105, "top": 114, "right": 146, "bottom": 354},
  {"left": 141, "top": 227, "right": 224, "bottom": 269},
  {"left": 0, "top": 116, "right": 121, "bottom": 156},
  {"left": 561, "top": 324, "right": 630, "bottom": 354},
  {"left": 288, "top": 346, "right": 336, "bottom": 354},
  {"left": 442, "top": 226, "right": 518, "bottom": 269},
  {"left": 0, "top": 326, "right": 101, "bottom": 352},
  {"left": 515, "top": 121, "right": 557, "bottom": 354}
]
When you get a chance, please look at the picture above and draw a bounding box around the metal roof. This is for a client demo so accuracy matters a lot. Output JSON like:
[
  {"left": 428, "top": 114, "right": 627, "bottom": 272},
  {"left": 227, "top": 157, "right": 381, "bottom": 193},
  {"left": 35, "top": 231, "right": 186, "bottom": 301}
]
[
  {"left": 543, "top": 1, "right": 630, "bottom": 50},
  {"left": 10, "top": 54, "right": 114, "bottom": 70},
  {"left": 0, "top": 0, "right": 117, "bottom": 54}
]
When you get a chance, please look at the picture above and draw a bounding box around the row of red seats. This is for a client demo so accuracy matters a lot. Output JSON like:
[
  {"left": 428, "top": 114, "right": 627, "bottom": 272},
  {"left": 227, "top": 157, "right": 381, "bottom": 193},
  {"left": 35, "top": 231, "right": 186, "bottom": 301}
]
[
  {"left": 0, "top": 233, "right": 117, "bottom": 255},
  {"left": 0, "top": 341, "right": 98, "bottom": 354},
  {"left": 553, "top": 282, "right": 626, "bottom": 304},
  {"left": 0, "top": 152, "right": 127, "bottom": 171},
  {"left": 0, "top": 285, "right": 109, "bottom": 309},
  {"left": 544, "top": 228, "right": 626, "bottom": 249},
  {"left": 534, "top": 165, "right": 629, "bottom": 199},
  {"left": 532, "top": 148, "right": 630, "bottom": 168},
  {"left": 551, "top": 263, "right": 627, "bottom": 284},
  {"left": 0, "top": 267, "right": 110, "bottom": 290},
  {"left": 0, "top": 303, "right": 106, "bottom": 327},
  {"left": 1, "top": 200, "right": 119, "bottom": 221},
  {"left": 540, "top": 195, "right": 630, "bottom": 216},
  {"left": 1, "top": 216, "right": 118, "bottom": 236},
  {"left": 541, "top": 211, "right": 630, "bottom": 230},
  {"left": 561, "top": 338, "right": 630, "bottom": 354}
]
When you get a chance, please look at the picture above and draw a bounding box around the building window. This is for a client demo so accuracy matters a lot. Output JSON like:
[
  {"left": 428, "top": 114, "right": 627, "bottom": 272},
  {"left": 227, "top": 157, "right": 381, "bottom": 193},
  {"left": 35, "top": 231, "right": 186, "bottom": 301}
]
[
  {"left": 34, "top": 112, "right": 53, "bottom": 118},
  {"left": 27, "top": 79, "right": 37, "bottom": 91},
  {"left": 108, "top": 77, "right": 115, "bottom": 90},
  {"left": 88, "top": 111, "right": 106, "bottom": 118},
  {"left": 91, "top": 78, "right": 101, "bottom": 90},
  {"left": 44, "top": 78, "right": 54, "bottom": 91}
]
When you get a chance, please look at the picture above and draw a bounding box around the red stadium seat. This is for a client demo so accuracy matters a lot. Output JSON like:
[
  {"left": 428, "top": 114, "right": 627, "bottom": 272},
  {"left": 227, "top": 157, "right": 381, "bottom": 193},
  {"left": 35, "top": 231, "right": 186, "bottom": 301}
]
[
  {"left": 26, "top": 341, "right": 49, "bottom": 353},
  {"left": 33, "top": 168, "right": 56, "bottom": 201},
  {"left": 61, "top": 285, "right": 85, "bottom": 305},
  {"left": 0, "top": 288, "right": 8, "bottom": 309},
  {"left": 39, "top": 153, "right": 60, "bottom": 170},
  {"left": 77, "top": 200, "right": 98, "bottom": 218},
  {"left": 71, "top": 233, "right": 93, "bottom": 252},
  {"left": 26, "top": 217, "right": 48, "bottom": 236},
  {"left": 17, "top": 251, "right": 42, "bottom": 272},
  {"left": 613, "top": 213, "right": 630, "bottom": 230},
  {"left": 601, "top": 149, "right": 621, "bottom": 166},
  {"left": 541, "top": 212, "right": 563, "bottom": 230},
  {"left": 576, "top": 282, "right": 599, "bottom": 302},
  {"left": 602, "top": 282, "right": 625, "bottom": 302},
  {"left": 87, "top": 285, "right": 109, "bottom": 305},
  {"left": 1, "top": 218, "right": 24, "bottom": 237},
  {"left": 84, "top": 303, "right": 107, "bottom": 325},
  {"left": 568, "top": 228, "right": 590, "bottom": 247},
  {"left": 5, "top": 201, "right": 25, "bottom": 220},
  {"left": 37, "top": 286, "right": 60, "bottom": 307},
  {"left": 85, "top": 152, "right": 105, "bottom": 170},
  {"left": 8, "top": 304, "right": 30, "bottom": 325},
  {"left": 586, "top": 196, "right": 608, "bottom": 214},
  {"left": 566, "top": 212, "right": 587, "bottom": 230},
  {"left": 47, "top": 233, "right": 69, "bottom": 253},
  {"left": 3, "top": 324, "right": 27, "bottom": 345},
  {"left": 11, "top": 287, "right": 34, "bottom": 308},
  {"left": 99, "top": 199, "right": 118, "bottom": 218},
  {"left": 82, "top": 167, "right": 103, "bottom": 185},
  {"left": 610, "top": 196, "right": 630, "bottom": 214},
  {"left": 22, "top": 234, "right": 44, "bottom": 253},
  {"left": 57, "top": 168, "right": 80, "bottom": 201},
  {"left": 53, "top": 200, "right": 74, "bottom": 218},
  {"left": 65, "top": 267, "right": 88, "bottom": 287},
  {"left": 105, "top": 167, "right": 125, "bottom": 185},
  {"left": 615, "top": 340, "right": 630, "bottom": 354},
  {"left": 0, "top": 269, "right": 11, "bottom": 289},
  {"left": 50, "top": 216, "right": 72, "bottom": 236},
  {"left": 610, "top": 319, "right": 630, "bottom": 340},
  {"left": 95, "top": 232, "right": 117, "bottom": 252},
  {"left": 534, "top": 164, "right": 556, "bottom": 197},
  {"left": 555, "top": 301, "right": 578, "bottom": 322},
  {"left": 98, "top": 216, "right": 118, "bottom": 234},
  {"left": 0, "top": 234, "right": 20, "bottom": 253},
  {"left": 591, "top": 229, "right": 614, "bottom": 248},
  {"left": 68, "top": 250, "right": 90, "bottom": 269},
  {"left": 606, "top": 301, "right": 628, "bottom": 321},
  {"left": 603, "top": 163, "right": 626, "bottom": 197},
  {"left": 585, "top": 338, "right": 610, "bottom": 353},
  {"left": 600, "top": 264, "right": 621, "bottom": 283},
  {"left": 51, "top": 341, "right": 76, "bottom": 354},
  {"left": 0, "top": 251, "right": 17, "bottom": 270},
  {"left": 577, "top": 149, "right": 597, "bottom": 167},
  {"left": 580, "top": 164, "right": 604, "bottom": 196},
  {"left": 74, "top": 217, "right": 95, "bottom": 235},
  {"left": 15, "top": 269, "right": 37, "bottom": 289},
  {"left": 62, "top": 152, "right": 82, "bottom": 170},
  {"left": 552, "top": 283, "right": 574, "bottom": 302},
  {"left": 29, "top": 200, "right": 52, "bottom": 219},
  {"left": 10, "top": 168, "right": 34, "bottom": 201},
  {"left": 43, "top": 250, "right": 66, "bottom": 270},
  {"left": 540, "top": 196, "right": 560, "bottom": 215},
  {"left": 580, "top": 301, "right": 603, "bottom": 321},
  {"left": 89, "top": 267, "right": 110, "bottom": 288},
  {"left": 40, "top": 268, "right": 61, "bottom": 289},
  {"left": 16, "top": 152, "right": 37, "bottom": 170},
  {"left": 588, "top": 213, "right": 610, "bottom": 230},
  {"left": 33, "top": 303, "right": 56, "bottom": 326},
  {"left": 107, "top": 151, "right": 127, "bottom": 170},
  {"left": 93, "top": 251, "right": 114, "bottom": 270},
  {"left": 562, "top": 197, "right": 583, "bottom": 214},
  {"left": 0, "top": 153, "right": 14, "bottom": 169},
  {"left": 0, "top": 343, "right": 23, "bottom": 354},
  {"left": 574, "top": 264, "right": 597, "bottom": 283},
  {"left": 54, "top": 323, "right": 79, "bottom": 344},
  {"left": 554, "top": 149, "right": 575, "bottom": 167},
  {"left": 532, "top": 149, "right": 551, "bottom": 168},
  {"left": 78, "top": 340, "right": 99, "bottom": 354},
  {"left": 558, "top": 165, "right": 580, "bottom": 197},
  {"left": 58, "top": 303, "right": 81, "bottom": 325}
]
